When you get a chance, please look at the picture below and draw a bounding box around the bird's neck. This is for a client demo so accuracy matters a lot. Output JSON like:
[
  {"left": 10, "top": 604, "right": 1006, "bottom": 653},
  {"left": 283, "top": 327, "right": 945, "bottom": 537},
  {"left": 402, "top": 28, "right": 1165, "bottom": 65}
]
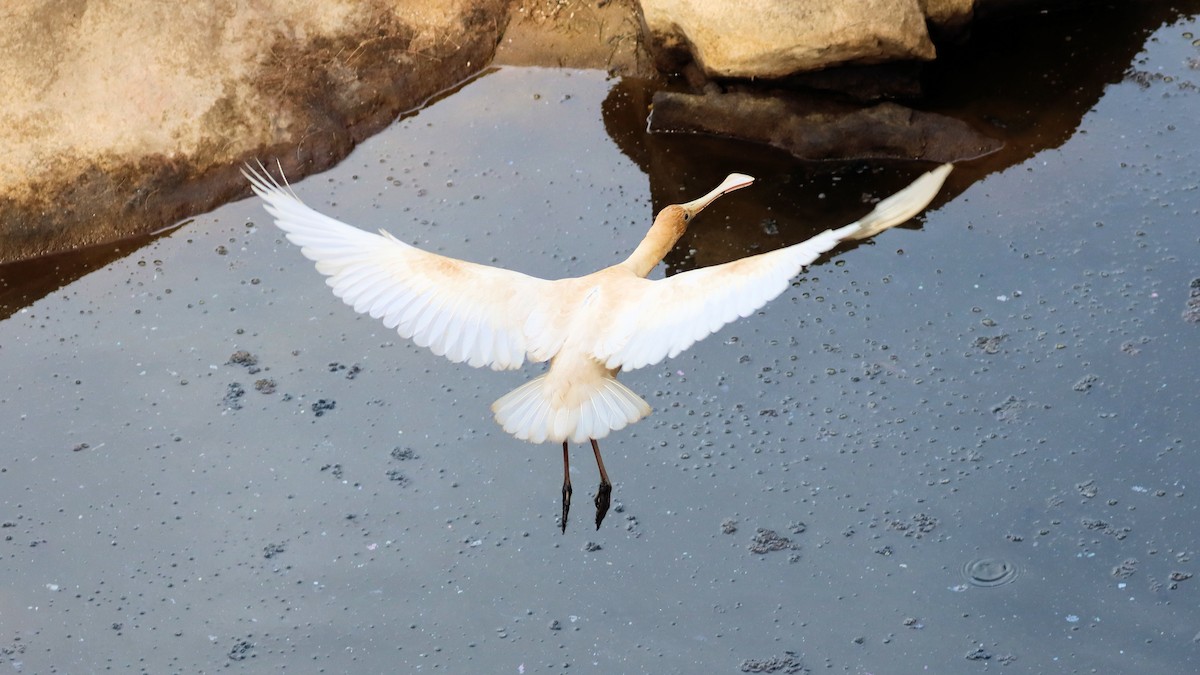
[{"left": 621, "top": 210, "right": 685, "bottom": 278}]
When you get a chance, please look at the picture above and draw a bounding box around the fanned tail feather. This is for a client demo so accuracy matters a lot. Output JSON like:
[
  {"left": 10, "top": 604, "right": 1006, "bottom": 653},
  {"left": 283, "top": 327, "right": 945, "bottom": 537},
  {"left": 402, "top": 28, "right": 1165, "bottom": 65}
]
[{"left": 492, "top": 375, "right": 651, "bottom": 444}]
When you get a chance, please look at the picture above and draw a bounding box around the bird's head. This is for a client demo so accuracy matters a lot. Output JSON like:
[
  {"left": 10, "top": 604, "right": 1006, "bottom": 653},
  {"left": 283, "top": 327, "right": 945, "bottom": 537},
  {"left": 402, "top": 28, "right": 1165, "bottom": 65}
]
[{"left": 655, "top": 173, "right": 755, "bottom": 238}]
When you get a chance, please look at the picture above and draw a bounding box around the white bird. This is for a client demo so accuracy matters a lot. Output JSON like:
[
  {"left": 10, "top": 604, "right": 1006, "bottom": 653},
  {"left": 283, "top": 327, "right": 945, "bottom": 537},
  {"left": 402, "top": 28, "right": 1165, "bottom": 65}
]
[{"left": 245, "top": 163, "right": 952, "bottom": 531}]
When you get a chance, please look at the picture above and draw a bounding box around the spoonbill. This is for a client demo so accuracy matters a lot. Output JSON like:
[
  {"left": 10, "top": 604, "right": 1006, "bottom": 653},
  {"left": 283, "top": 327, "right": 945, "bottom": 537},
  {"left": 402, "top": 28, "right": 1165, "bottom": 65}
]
[{"left": 245, "top": 163, "right": 952, "bottom": 531}]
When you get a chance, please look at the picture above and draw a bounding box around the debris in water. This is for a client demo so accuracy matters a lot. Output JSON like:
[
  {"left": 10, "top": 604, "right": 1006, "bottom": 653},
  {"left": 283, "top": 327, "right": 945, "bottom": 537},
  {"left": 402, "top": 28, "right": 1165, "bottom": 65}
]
[
  {"left": 886, "top": 513, "right": 939, "bottom": 539},
  {"left": 748, "top": 528, "right": 796, "bottom": 554},
  {"left": 228, "top": 638, "right": 255, "bottom": 661},
  {"left": 223, "top": 382, "right": 246, "bottom": 410},
  {"left": 1112, "top": 558, "right": 1138, "bottom": 579},
  {"left": 739, "top": 650, "right": 807, "bottom": 674},
  {"left": 972, "top": 334, "right": 1007, "bottom": 354},
  {"left": 390, "top": 447, "right": 418, "bottom": 461},
  {"left": 227, "top": 350, "right": 260, "bottom": 373},
  {"left": 329, "top": 362, "right": 363, "bottom": 379},
  {"left": 1076, "top": 479, "right": 1098, "bottom": 499},
  {"left": 965, "top": 647, "right": 992, "bottom": 661},
  {"left": 1184, "top": 278, "right": 1200, "bottom": 323},
  {"left": 991, "top": 395, "right": 1027, "bottom": 423},
  {"left": 1073, "top": 374, "right": 1099, "bottom": 392}
]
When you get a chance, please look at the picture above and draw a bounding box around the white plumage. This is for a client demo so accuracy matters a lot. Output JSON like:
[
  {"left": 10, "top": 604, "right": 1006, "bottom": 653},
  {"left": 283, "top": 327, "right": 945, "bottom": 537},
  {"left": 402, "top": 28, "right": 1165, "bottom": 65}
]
[
  {"left": 246, "top": 164, "right": 951, "bottom": 443},
  {"left": 246, "top": 163, "right": 951, "bottom": 529}
]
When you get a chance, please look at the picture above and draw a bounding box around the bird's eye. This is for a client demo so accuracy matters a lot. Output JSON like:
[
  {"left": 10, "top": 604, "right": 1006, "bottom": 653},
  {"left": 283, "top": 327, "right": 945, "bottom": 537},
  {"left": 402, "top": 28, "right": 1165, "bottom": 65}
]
[{"left": 683, "top": 213, "right": 690, "bottom": 221}]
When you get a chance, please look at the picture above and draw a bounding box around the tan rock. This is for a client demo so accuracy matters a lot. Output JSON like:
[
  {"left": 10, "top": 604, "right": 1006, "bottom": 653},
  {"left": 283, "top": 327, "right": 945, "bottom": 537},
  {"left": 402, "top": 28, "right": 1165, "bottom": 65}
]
[
  {"left": 494, "top": 0, "right": 652, "bottom": 75},
  {"left": 638, "top": 0, "right": 938, "bottom": 78},
  {"left": 0, "top": 0, "right": 506, "bottom": 263},
  {"left": 921, "top": 0, "right": 975, "bottom": 36}
]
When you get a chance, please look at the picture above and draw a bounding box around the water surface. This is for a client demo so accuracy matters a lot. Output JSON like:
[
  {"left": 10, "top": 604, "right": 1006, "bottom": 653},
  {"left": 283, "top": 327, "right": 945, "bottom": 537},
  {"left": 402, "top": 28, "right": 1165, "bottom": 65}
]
[{"left": 1, "top": 10, "right": 1199, "bottom": 673}]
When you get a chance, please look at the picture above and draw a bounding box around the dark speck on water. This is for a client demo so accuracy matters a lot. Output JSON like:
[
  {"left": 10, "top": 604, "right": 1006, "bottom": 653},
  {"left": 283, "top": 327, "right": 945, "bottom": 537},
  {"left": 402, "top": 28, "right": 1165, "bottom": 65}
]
[{"left": 312, "top": 398, "right": 336, "bottom": 416}]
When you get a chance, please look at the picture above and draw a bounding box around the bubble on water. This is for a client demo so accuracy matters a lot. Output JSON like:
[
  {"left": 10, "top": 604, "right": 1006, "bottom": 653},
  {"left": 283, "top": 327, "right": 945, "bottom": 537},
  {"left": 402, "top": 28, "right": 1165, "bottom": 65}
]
[{"left": 962, "top": 557, "right": 1020, "bottom": 587}]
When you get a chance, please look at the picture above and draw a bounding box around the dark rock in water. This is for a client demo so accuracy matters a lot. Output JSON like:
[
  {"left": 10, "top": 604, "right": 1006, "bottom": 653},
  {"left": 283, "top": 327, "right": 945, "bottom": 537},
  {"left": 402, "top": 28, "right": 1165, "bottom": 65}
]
[{"left": 648, "top": 90, "right": 1001, "bottom": 163}]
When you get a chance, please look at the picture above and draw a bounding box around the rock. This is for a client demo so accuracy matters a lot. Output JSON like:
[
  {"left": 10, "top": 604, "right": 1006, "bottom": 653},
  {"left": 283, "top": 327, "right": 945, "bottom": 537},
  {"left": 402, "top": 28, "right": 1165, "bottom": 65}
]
[
  {"left": 0, "top": 0, "right": 507, "bottom": 263},
  {"left": 637, "top": 0, "right": 941, "bottom": 78},
  {"left": 648, "top": 90, "right": 1002, "bottom": 162},
  {"left": 924, "top": 0, "right": 976, "bottom": 37},
  {"left": 494, "top": 0, "right": 650, "bottom": 76}
]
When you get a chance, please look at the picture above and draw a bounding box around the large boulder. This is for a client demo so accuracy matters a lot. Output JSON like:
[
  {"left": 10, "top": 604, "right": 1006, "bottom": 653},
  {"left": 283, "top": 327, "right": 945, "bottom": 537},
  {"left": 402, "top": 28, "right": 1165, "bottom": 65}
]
[
  {"left": 637, "top": 0, "right": 958, "bottom": 78},
  {"left": 0, "top": 0, "right": 507, "bottom": 263}
]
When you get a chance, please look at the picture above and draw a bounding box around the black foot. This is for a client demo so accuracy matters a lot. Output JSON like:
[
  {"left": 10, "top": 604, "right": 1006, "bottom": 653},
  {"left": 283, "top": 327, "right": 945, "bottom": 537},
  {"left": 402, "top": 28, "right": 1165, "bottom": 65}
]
[
  {"left": 561, "top": 482, "right": 572, "bottom": 534},
  {"left": 594, "top": 482, "right": 612, "bottom": 530}
]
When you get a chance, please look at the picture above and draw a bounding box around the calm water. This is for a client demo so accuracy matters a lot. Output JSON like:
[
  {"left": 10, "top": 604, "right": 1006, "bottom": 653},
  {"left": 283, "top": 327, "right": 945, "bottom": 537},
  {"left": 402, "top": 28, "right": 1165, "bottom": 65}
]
[{"left": 1, "top": 8, "right": 1198, "bottom": 673}]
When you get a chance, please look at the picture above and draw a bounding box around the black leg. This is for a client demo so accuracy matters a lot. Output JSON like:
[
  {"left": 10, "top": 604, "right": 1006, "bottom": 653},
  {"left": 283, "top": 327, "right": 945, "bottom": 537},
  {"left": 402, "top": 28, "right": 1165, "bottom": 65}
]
[
  {"left": 591, "top": 438, "right": 612, "bottom": 530},
  {"left": 560, "top": 441, "right": 572, "bottom": 533}
]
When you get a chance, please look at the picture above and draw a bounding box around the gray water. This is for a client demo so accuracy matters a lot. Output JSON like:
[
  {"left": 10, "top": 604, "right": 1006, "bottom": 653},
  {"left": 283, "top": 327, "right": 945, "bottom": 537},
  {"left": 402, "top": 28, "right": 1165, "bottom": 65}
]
[{"left": 2, "top": 11, "right": 1199, "bottom": 674}]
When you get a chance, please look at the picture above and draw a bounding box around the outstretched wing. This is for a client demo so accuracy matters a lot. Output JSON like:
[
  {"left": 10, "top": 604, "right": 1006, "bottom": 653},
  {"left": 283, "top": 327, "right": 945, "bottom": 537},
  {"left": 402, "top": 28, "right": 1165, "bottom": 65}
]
[
  {"left": 245, "top": 165, "right": 552, "bottom": 370},
  {"left": 592, "top": 164, "right": 952, "bottom": 370}
]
